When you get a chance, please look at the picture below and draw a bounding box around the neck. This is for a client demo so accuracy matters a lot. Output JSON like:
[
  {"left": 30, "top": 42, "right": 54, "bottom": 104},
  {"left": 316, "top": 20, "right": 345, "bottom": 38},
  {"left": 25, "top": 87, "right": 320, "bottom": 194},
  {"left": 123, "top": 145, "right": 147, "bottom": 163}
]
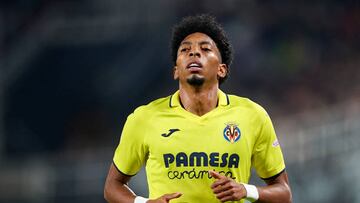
[{"left": 179, "top": 84, "right": 219, "bottom": 116}]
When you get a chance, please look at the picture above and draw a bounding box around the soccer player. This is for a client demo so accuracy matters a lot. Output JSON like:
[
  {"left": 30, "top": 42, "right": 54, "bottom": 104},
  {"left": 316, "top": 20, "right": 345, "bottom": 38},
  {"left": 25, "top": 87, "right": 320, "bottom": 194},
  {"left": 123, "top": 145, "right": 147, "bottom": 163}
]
[{"left": 104, "top": 14, "right": 292, "bottom": 203}]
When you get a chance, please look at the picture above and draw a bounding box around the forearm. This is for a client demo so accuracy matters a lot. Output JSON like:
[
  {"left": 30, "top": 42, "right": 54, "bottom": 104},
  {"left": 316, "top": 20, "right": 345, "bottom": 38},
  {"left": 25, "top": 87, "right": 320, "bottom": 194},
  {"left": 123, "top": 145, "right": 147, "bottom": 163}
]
[
  {"left": 104, "top": 180, "right": 136, "bottom": 203},
  {"left": 256, "top": 182, "right": 292, "bottom": 203},
  {"left": 104, "top": 164, "right": 137, "bottom": 203}
]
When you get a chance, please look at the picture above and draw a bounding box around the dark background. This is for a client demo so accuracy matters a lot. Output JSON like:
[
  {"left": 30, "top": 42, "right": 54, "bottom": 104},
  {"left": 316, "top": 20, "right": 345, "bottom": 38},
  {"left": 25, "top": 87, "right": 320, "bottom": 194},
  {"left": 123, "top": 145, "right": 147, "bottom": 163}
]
[{"left": 0, "top": 1, "right": 359, "bottom": 202}]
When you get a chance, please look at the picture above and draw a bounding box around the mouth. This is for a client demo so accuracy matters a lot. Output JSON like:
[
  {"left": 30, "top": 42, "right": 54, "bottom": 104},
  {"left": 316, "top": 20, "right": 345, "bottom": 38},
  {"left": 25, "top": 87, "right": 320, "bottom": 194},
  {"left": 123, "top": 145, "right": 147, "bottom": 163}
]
[{"left": 186, "top": 61, "right": 203, "bottom": 72}]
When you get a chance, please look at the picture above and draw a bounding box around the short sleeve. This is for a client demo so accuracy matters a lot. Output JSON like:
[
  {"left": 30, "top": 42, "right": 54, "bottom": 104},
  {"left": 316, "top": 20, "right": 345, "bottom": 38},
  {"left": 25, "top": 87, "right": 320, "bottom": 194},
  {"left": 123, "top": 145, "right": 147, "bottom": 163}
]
[
  {"left": 113, "top": 111, "right": 148, "bottom": 176},
  {"left": 251, "top": 114, "right": 285, "bottom": 179}
]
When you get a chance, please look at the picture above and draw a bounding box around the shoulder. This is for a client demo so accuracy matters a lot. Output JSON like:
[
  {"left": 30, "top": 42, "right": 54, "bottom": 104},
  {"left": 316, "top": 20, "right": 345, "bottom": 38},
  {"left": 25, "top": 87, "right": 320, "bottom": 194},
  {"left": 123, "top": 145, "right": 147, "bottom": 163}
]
[{"left": 129, "top": 95, "right": 171, "bottom": 119}]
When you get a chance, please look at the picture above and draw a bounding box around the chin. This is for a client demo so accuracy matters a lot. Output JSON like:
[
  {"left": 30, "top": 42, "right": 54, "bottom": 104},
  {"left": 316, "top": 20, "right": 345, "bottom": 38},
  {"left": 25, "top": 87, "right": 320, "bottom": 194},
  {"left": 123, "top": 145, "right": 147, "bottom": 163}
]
[{"left": 187, "top": 75, "right": 205, "bottom": 86}]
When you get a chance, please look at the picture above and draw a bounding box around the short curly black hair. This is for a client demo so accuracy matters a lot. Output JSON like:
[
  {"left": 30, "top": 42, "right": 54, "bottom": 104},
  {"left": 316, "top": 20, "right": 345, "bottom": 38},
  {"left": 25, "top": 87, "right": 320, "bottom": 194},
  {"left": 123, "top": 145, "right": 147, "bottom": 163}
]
[{"left": 171, "top": 14, "right": 233, "bottom": 84}]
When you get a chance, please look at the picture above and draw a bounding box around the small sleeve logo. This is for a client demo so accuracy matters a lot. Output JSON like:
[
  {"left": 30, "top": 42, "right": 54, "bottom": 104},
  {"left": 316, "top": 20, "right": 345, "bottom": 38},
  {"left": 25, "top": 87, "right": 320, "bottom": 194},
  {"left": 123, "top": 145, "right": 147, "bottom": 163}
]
[{"left": 272, "top": 139, "right": 280, "bottom": 147}]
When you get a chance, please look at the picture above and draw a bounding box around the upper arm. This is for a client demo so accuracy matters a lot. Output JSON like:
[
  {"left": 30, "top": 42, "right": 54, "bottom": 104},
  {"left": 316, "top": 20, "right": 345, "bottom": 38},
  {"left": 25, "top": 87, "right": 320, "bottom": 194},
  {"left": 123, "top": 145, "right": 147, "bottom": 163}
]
[
  {"left": 106, "top": 163, "right": 132, "bottom": 186},
  {"left": 252, "top": 114, "right": 285, "bottom": 179},
  {"left": 104, "top": 163, "right": 136, "bottom": 202},
  {"left": 258, "top": 170, "right": 292, "bottom": 203},
  {"left": 105, "top": 109, "right": 149, "bottom": 202},
  {"left": 251, "top": 110, "right": 292, "bottom": 202},
  {"left": 113, "top": 111, "right": 149, "bottom": 176},
  {"left": 263, "top": 170, "right": 289, "bottom": 186}
]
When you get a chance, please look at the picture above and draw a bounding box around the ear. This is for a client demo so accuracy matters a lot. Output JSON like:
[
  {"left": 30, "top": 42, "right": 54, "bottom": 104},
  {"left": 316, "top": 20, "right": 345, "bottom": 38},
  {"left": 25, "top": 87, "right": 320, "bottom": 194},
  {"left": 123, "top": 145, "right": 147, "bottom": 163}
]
[
  {"left": 217, "top": 64, "right": 228, "bottom": 79},
  {"left": 173, "top": 66, "right": 179, "bottom": 80}
]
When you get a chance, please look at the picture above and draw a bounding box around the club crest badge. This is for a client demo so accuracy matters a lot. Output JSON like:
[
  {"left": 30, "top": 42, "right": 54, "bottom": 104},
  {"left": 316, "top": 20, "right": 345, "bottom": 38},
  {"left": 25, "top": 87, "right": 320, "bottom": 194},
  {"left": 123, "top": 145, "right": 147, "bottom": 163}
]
[{"left": 223, "top": 123, "right": 241, "bottom": 143}]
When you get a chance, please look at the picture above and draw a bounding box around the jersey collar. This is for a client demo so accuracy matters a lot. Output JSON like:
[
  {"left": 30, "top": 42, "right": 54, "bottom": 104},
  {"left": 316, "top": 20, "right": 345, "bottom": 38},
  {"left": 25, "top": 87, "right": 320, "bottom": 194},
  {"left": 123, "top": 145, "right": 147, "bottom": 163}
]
[{"left": 169, "top": 89, "right": 230, "bottom": 108}]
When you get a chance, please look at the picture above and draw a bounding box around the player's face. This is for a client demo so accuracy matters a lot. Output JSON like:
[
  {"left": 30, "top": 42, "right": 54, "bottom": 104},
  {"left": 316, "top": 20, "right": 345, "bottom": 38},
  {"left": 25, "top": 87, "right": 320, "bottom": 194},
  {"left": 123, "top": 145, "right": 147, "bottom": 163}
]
[{"left": 174, "top": 32, "right": 227, "bottom": 87}]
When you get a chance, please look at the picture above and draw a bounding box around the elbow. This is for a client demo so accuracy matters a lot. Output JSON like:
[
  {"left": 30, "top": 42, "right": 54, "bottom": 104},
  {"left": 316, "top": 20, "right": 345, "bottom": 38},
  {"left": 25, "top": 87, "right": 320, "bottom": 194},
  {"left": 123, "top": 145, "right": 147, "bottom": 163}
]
[
  {"left": 284, "top": 183, "right": 292, "bottom": 203},
  {"left": 286, "top": 194, "right": 292, "bottom": 203},
  {"left": 104, "top": 186, "right": 109, "bottom": 202},
  {"left": 104, "top": 181, "right": 111, "bottom": 202},
  {"left": 104, "top": 189, "right": 109, "bottom": 202},
  {"left": 288, "top": 192, "right": 292, "bottom": 203},
  {"left": 284, "top": 193, "right": 292, "bottom": 203}
]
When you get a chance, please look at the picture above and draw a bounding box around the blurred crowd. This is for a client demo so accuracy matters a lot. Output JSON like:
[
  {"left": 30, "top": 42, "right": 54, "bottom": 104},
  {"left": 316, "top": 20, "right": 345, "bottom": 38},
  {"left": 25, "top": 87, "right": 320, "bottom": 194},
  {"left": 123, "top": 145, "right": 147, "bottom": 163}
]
[
  {"left": 1, "top": 0, "right": 359, "bottom": 155},
  {"left": 0, "top": 1, "right": 359, "bottom": 202}
]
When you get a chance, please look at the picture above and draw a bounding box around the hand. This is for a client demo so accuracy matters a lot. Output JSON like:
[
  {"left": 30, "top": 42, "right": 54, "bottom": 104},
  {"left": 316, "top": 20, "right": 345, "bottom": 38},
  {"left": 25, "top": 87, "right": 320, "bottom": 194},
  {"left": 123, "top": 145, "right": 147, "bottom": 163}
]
[
  {"left": 209, "top": 170, "right": 247, "bottom": 202},
  {"left": 147, "top": 192, "right": 182, "bottom": 203}
]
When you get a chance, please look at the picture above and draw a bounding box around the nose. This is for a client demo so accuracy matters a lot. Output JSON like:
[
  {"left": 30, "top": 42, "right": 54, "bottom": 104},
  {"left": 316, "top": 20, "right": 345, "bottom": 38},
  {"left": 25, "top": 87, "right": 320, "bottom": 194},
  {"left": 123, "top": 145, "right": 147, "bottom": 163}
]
[{"left": 189, "top": 47, "right": 201, "bottom": 58}]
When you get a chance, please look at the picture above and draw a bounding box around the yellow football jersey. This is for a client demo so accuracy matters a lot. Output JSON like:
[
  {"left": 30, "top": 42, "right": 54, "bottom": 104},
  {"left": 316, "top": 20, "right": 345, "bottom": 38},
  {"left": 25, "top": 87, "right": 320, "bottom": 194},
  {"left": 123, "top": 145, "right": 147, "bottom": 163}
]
[{"left": 113, "top": 90, "right": 285, "bottom": 203}]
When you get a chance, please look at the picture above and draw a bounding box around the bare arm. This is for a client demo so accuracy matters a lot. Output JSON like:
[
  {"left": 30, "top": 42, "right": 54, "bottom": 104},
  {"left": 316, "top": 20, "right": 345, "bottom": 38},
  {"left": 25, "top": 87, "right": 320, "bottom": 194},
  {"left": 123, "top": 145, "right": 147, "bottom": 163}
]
[
  {"left": 257, "top": 171, "right": 292, "bottom": 203},
  {"left": 104, "top": 163, "right": 136, "bottom": 203},
  {"left": 210, "top": 170, "right": 292, "bottom": 203},
  {"left": 104, "top": 163, "right": 182, "bottom": 203}
]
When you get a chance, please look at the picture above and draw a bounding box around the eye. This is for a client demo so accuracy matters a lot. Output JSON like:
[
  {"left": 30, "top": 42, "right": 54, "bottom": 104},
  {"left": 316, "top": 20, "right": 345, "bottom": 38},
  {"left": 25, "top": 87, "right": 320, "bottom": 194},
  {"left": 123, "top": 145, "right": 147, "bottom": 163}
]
[
  {"left": 180, "top": 47, "right": 189, "bottom": 52},
  {"left": 202, "top": 47, "right": 211, "bottom": 52}
]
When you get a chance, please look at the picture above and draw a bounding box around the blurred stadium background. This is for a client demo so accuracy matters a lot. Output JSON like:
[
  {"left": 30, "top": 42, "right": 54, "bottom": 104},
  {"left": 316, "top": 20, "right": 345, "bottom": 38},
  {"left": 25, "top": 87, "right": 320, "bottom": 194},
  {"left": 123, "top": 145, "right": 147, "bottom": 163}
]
[{"left": 0, "top": 0, "right": 359, "bottom": 202}]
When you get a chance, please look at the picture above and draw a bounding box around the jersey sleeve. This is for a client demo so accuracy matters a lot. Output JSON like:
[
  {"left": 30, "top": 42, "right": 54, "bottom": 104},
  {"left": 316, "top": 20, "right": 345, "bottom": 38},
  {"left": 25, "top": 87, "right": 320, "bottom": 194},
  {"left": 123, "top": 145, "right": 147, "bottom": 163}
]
[
  {"left": 251, "top": 114, "right": 285, "bottom": 179},
  {"left": 113, "top": 110, "right": 148, "bottom": 176}
]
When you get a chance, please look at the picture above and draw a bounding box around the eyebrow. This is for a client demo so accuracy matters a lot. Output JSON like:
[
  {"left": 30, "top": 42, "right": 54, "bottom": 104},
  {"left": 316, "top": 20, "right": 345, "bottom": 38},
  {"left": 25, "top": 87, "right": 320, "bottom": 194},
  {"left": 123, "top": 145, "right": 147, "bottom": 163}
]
[{"left": 180, "top": 41, "right": 213, "bottom": 46}]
